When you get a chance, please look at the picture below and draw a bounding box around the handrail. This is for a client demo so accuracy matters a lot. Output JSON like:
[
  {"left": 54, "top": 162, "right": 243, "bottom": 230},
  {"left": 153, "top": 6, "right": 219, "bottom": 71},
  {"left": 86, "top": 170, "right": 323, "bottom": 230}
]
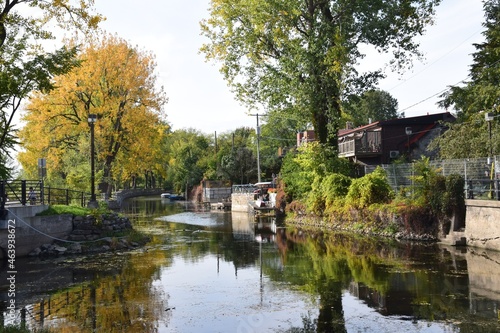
[{"left": 1, "top": 179, "right": 90, "bottom": 211}]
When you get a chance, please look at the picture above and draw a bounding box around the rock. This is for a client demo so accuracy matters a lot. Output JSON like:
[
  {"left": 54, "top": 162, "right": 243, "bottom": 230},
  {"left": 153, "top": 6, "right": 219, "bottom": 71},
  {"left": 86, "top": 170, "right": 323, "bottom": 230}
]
[
  {"left": 28, "top": 248, "right": 41, "bottom": 256},
  {"left": 53, "top": 246, "right": 67, "bottom": 254},
  {"left": 67, "top": 243, "right": 82, "bottom": 254}
]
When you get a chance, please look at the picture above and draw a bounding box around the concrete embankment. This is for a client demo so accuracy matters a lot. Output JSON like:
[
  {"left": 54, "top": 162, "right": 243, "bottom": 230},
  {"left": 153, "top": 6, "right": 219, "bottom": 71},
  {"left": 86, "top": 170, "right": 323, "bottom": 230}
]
[
  {"left": 0, "top": 205, "right": 138, "bottom": 258},
  {"left": 465, "top": 199, "right": 500, "bottom": 252},
  {"left": 0, "top": 205, "right": 72, "bottom": 258}
]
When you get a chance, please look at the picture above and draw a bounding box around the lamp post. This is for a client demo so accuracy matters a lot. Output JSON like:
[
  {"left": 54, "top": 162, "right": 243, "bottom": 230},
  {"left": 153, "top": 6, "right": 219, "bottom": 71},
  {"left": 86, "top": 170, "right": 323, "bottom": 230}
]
[
  {"left": 485, "top": 112, "right": 494, "bottom": 164},
  {"left": 405, "top": 127, "right": 412, "bottom": 161},
  {"left": 88, "top": 114, "right": 98, "bottom": 208}
]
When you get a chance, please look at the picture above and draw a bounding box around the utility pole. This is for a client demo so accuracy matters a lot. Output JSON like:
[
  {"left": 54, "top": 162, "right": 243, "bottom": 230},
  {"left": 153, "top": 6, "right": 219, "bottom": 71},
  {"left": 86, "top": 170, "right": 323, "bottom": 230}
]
[{"left": 250, "top": 114, "right": 261, "bottom": 183}]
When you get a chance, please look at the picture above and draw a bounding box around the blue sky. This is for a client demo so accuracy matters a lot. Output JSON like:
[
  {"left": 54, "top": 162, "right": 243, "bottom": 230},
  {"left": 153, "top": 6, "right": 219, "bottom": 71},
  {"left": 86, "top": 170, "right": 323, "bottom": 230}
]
[{"left": 94, "top": 0, "right": 485, "bottom": 134}]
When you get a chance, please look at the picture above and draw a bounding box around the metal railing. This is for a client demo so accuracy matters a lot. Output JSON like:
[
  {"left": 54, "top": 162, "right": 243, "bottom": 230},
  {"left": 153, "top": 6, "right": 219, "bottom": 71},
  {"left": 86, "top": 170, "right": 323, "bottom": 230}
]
[
  {"left": 365, "top": 157, "right": 500, "bottom": 200},
  {"left": 466, "top": 179, "right": 500, "bottom": 200},
  {"left": 1, "top": 179, "right": 90, "bottom": 211}
]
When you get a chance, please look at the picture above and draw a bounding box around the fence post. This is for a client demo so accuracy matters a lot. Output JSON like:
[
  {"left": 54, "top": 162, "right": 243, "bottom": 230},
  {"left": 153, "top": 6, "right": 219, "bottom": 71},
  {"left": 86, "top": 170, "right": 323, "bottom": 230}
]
[
  {"left": 40, "top": 180, "right": 44, "bottom": 205},
  {"left": 47, "top": 186, "right": 51, "bottom": 205},
  {"left": 66, "top": 189, "right": 69, "bottom": 205},
  {"left": 497, "top": 179, "right": 500, "bottom": 201},
  {"left": 21, "top": 180, "right": 27, "bottom": 205},
  {"left": 468, "top": 179, "right": 474, "bottom": 199}
]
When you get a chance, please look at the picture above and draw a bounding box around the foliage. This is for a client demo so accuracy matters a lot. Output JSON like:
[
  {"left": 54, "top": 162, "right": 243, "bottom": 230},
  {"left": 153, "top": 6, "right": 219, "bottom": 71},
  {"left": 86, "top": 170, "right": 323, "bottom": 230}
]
[
  {"left": 0, "top": 325, "right": 52, "bottom": 333},
  {"left": 435, "top": 1, "right": 500, "bottom": 158},
  {"left": 0, "top": 0, "right": 103, "bottom": 49},
  {"left": 201, "top": 0, "right": 441, "bottom": 147},
  {"left": 216, "top": 127, "right": 257, "bottom": 184},
  {"left": 280, "top": 142, "right": 352, "bottom": 202},
  {"left": 306, "top": 172, "right": 352, "bottom": 215},
  {"left": 346, "top": 167, "right": 394, "bottom": 209},
  {"left": 429, "top": 113, "right": 495, "bottom": 159},
  {"left": 405, "top": 157, "right": 465, "bottom": 219},
  {"left": 164, "top": 129, "right": 211, "bottom": 193},
  {"left": 343, "top": 89, "right": 401, "bottom": 127},
  {"left": 0, "top": 0, "right": 102, "bottom": 178},
  {"left": 18, "top": 34, "right": 168, "bottom": 195}
]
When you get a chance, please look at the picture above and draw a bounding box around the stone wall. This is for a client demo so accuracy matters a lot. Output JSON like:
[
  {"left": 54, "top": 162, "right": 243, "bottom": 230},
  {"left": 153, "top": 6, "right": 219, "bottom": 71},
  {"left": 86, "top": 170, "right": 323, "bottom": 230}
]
[
  {"left": 465, "top": 199, "right": 500, "bottom": 251},
  {"left": 68, "top": 213, "right": 132, "bottom": 242}
]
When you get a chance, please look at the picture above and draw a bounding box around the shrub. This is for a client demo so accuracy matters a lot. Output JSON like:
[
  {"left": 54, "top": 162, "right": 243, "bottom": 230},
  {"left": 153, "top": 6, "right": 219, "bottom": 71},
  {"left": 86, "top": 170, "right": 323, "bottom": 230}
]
[{"left": 346, "top": 167, "right": 394, "bottom": 209}]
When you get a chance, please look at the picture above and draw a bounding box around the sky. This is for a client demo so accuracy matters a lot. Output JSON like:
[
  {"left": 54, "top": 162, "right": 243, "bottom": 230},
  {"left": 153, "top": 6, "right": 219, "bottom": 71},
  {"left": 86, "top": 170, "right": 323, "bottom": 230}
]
[{"left": 93, "top": 0, "right": 486, "bottom": 134}]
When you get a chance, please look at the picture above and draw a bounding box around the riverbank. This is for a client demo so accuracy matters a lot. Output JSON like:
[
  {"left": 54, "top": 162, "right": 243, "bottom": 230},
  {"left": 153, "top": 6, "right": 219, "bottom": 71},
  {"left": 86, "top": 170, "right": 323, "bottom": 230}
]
[{"left": 283, "top": 209, "right": 440, "bottom": 242}]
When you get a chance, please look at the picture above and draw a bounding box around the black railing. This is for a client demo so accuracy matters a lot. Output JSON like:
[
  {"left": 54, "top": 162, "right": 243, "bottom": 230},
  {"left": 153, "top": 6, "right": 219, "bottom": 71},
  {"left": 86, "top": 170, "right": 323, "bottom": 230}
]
[
  {"left": 466, "top": 179, "right": 500, "bottom": 200},
  {"left": 0, "top": 179, "right": 90, "bottom": 211}
]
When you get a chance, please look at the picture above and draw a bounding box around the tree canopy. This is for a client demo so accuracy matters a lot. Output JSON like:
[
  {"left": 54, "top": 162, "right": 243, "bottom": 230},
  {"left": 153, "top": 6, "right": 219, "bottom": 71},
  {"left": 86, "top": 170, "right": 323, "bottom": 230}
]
[
  {"left": 18, "top": 34, "right": 168, "bottom": 195},
  {"left": 201, "top": 0, "right": 441, "bottom": 148},
  {"left": 0, "top": 0, "right": 103, "bottom": 178},
  {"left": 433, "top": 0, "right": 500, "bottom": 158},
  {"left": 343, "top": 89, "right": 401, "bottom": 127}
]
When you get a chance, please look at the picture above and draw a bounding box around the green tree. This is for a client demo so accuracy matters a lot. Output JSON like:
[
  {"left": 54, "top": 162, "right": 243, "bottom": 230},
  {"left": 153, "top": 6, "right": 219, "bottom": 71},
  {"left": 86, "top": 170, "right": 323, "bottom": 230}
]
[
  {"left": 435, "top": 0, "right": 500, "bottom": 158},
  {"left": 216, "top": 127, "right": 257, "bottom": 184},
  {"left": 439, "top": 0, "right": 500, "bottom": 118},
  {"left": 201, "top": 0, "right": 441, "bottom": 148},
  {"left": 165, "top": 129, "right": 211, "bottom": 193},
  {"left": 344, "top": 89, "right": 401, "bottom": 127}
]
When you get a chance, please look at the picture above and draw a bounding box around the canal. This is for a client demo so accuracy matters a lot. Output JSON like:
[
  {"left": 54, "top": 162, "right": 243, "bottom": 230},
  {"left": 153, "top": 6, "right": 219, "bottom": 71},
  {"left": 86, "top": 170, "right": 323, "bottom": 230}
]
[{"left": 1, "top": 195, "right": 500, "bottom": 332}]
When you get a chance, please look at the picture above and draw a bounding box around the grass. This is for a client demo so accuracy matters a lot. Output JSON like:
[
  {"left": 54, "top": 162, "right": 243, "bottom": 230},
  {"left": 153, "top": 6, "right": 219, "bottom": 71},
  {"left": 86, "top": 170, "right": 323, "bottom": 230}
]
[{"left": 36, "top": 203, "right": 112, "bottom": 217}]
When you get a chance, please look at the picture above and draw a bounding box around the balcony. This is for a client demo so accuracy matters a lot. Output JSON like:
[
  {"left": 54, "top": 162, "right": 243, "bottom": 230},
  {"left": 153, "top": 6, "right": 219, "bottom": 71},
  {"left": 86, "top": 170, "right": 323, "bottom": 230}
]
[{"left": 338, "top": 131, "right": 382, "bottom": 158}]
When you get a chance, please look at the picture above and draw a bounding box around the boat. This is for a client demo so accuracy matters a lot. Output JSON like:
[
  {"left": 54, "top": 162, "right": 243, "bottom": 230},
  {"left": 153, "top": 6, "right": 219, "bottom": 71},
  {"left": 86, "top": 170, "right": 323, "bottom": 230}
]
[
  {"left": 169, "top": 194, "right": 185, "bottom": 201},
  {"left": 160, "top": 193, "right": 171, "bottom": 198}
]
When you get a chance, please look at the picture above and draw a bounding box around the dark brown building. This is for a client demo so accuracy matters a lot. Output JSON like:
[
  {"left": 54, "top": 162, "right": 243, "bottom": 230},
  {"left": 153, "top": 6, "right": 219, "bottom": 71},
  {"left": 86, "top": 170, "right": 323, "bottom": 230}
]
[{"left": 337, "top": 112, "right": 455, "bottom": 165}]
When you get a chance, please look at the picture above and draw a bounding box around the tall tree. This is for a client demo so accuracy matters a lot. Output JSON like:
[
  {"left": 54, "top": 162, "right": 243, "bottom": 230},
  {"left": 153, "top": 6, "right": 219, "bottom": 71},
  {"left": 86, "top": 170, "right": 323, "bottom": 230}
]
[
  {"left": 439, "top": 0, "right": 500, "bottom": 118},
  {"left": 0, "top": 0, "right": 102, "bottom": 49},
  {"left": 201, "top": 0, "right": 441, "bottom": 148},
  {"left": 18, "top": 34, "right": 168, "bottom": 196},
  {"left": 165, "top": 129, "right": 211, "bottom": 194},
  {"left": 434, "top": 0, "right": 500, "bottom": 158},
  {"left": 0, "top": 0, "right": 102, "bottom": 177},
  {"left": 344, "top": 89, "right": 401, "bottom": 127}
]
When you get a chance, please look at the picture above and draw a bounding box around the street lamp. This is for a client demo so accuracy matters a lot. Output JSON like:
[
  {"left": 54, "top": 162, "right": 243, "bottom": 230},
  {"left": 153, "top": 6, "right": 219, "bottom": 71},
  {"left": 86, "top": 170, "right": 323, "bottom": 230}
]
[
  {"left": 405, "top": 127, "right": 412, "bottom": 160},
  {"left": 88, "top": 114, "right": 98, "bottom": 208}
]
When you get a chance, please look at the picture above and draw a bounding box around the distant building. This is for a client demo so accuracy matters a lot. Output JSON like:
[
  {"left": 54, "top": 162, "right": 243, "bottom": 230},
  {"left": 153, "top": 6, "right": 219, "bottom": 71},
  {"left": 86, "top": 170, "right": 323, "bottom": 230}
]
[{"left": 296, "top": 130, "right": 316, "bottom": 147}]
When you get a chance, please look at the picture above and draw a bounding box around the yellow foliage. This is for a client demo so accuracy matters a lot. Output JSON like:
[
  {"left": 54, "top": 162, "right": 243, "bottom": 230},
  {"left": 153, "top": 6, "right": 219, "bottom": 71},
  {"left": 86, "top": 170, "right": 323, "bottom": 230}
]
[{"left": 18, "top": 34, "right": 168, "bottom": 189}]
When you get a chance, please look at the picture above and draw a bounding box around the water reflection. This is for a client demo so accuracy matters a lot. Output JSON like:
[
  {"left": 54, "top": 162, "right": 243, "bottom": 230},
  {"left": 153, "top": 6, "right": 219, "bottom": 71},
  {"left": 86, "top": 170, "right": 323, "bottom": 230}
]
[{"left": 1, "top": 196, "right": 500, "bottom": 332}]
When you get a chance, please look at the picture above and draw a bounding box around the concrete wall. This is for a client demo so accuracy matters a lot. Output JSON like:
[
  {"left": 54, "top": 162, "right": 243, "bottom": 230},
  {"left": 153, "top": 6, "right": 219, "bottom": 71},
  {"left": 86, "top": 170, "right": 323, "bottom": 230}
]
[
  {"left": 231, "top": 193, "right": 254, "bottom": 212},
  {"left": 465, "top": 200, "right": 500, "bottom": 251},
  {"left": 203, "top": 187, "right": 232, "bottom": 203},
  {"left": 0, "top": 205, "right": 73, "bottom": 257}
]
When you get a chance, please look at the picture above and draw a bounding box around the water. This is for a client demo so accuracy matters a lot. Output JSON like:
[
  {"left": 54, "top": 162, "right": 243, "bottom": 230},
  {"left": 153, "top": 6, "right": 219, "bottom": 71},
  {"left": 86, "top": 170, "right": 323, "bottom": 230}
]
[{"left": 1, "top": 195, "right": 500, "bottom": 332}]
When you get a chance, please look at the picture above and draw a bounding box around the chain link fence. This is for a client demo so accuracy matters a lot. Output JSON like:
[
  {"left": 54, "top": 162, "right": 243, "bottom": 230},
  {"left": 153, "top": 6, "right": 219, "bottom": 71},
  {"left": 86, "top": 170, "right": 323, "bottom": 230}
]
[{"left": 365, "top": 156, "right": 500, "bottom": 199}]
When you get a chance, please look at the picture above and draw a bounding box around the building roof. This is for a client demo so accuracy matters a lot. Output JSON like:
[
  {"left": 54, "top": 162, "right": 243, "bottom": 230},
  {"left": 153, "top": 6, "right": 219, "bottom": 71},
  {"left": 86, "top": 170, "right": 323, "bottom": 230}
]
[{"left": 338, "top": 112, "right": 455, "bottom": 137}]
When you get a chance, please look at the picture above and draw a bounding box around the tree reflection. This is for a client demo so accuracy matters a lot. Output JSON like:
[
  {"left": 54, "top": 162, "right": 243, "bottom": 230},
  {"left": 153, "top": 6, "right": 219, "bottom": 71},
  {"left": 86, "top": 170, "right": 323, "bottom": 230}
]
[{"left": 25, "top": 250, "right": 169, "bottom": 332}]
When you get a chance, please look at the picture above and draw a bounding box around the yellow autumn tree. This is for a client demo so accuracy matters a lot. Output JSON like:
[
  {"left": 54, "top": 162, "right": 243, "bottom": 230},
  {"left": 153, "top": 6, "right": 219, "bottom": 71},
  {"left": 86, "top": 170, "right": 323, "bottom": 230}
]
[{"left": 18, "top": 34, "right": 168, "bottom": 195}]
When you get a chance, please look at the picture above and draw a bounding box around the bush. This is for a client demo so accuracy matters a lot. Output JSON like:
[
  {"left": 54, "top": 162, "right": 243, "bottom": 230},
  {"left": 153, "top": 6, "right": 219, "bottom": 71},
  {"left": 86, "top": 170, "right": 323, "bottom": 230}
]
[
  {"left": 321, "top": 173, "right": 352, "bottom": 208},
  {"left": 346, "top": 167, "right": 394, "bottom": 209}
]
